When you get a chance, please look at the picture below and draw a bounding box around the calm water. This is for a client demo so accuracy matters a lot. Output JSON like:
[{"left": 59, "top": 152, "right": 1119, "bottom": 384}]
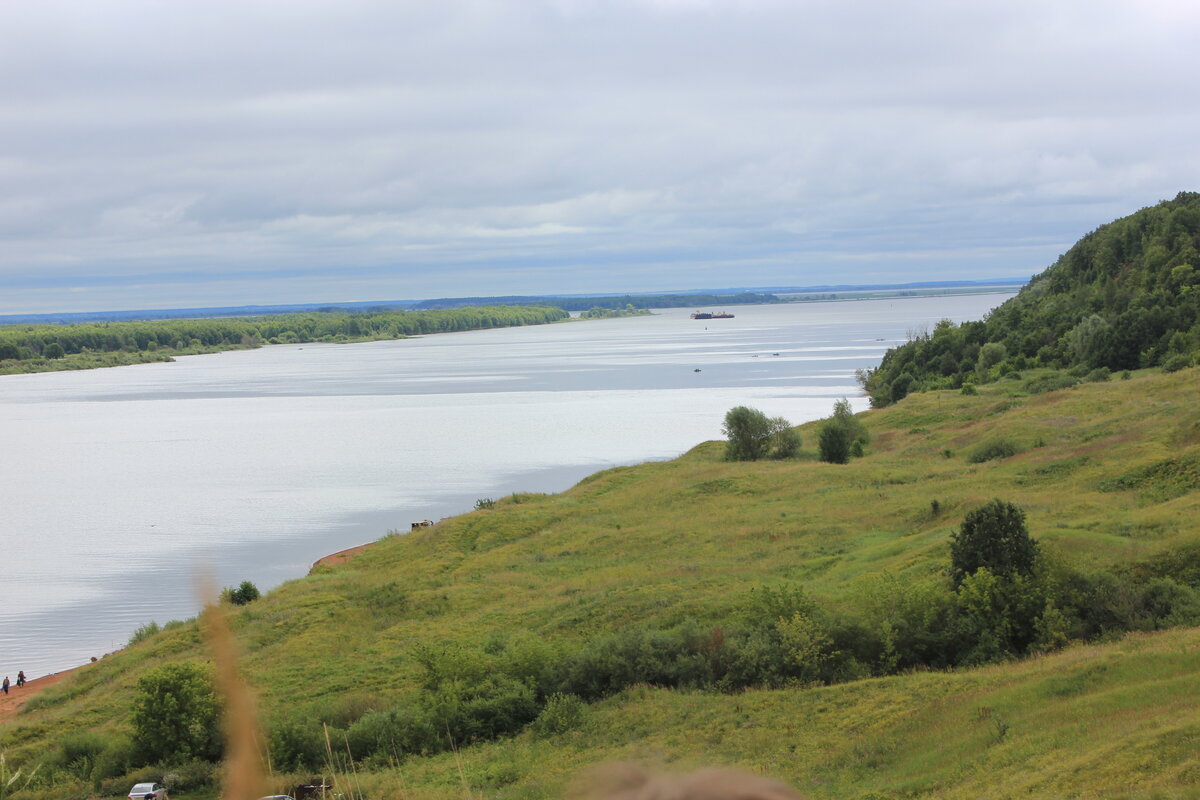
[{"left": 0, "top": 295, "right": 1011, "bottom": 677}]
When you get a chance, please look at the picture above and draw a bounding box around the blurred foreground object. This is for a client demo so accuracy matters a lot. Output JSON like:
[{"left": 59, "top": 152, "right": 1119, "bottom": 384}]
[{"left": 576, "top": 764, "right": 807, "bottom": 800}]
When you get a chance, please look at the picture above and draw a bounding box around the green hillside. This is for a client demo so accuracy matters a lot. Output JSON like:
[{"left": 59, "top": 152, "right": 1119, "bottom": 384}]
[
  {"left": 862, "top": 191, "right": 1200, "bottom": 406},
  {"left": 4, "top": 362, "right": 1199, "bottom": 799}
]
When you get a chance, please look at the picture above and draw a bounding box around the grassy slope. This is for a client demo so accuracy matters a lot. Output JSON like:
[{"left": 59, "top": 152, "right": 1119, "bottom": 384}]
[{"left": 5, "top": 367, "right": 1200, "bottom": 798}]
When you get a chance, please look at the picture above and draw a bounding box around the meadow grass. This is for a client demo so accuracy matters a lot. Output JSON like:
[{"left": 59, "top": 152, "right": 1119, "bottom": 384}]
[{"left": 3, "top": 366, "right": 1199, "bottom": 798}]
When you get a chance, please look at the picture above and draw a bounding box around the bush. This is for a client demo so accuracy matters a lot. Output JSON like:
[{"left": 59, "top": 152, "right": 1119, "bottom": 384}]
[
  {"left": 127, "top": 621, "right": 160, "bottom": 646},
  {"left": 130, "top": 662, "right": 221, "bottom": 765},
  {"left": 721, "top": 406, "right": 798, "bottom": 461},
  {"left": 1085, "top": 367, "right": 1111, "bottom": 382},
  {"left": 817, "top": 422, "right": 851, "bottom": 464},
  {"left": 53, "top": 731, "right": 107, "bottom": 779},
  {"left": 949, "top": 500, "right": 1038, "bottom": 586},
  {"left": 1023, "top": 372, "right": 1079, "bottom": 394},
  {"left": 966, "top": 438, "right": 1021, "bottom": 463},
  {"left": 530, "top": 693, "right": 588, "bottom": 738},
  {"left": 268, "top": 717, "right": 327, "bottom": 772},
  {"left": 1162, "top": 353, "right": 1192, "bottom": 373},
  {"left": 474, "top": 497, "right": 496, "bottom": 510},
  {"left": 961, "top": 383, "right": 978, "bottom": 395},
  {"left": 889, "top": 374, "right": 913, "bottom": 403},
  {"left": 88, "top": 737, "right": 136, "bottom": 788},
  {"left": 223, "top": 581, "right": 260, "bottom": 606}
]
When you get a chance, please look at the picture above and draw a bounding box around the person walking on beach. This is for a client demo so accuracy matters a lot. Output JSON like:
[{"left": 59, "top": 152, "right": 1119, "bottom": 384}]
[
  {"left": 2, "top": 676, "right": 8, "bottom": 695},
  {"left": 16, "top": 671, "right": 25, "bottom": 687}
]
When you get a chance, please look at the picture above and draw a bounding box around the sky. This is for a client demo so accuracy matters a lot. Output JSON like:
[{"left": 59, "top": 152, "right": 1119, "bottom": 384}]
[{"left": 2, "top": 0, "right": 1198, "bottom": 314}]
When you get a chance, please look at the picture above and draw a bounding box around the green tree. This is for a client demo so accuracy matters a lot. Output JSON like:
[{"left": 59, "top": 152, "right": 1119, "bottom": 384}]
[
  {"left": 831, "top": 398, "right": 870, "bottom": 447},
  {"left": 723, "top": 406, "right": 772, "bottom": 460},
  {"left": 949, "top": 500, "right": 1038, "bottom": 586},
  {"left": 227, "top": 581, "right": 260, "bottom": 606},
  {"left": 722, "top": 407, "right": 797, "bottom": 461},
  {"left": 130, "top": 662, "right": 221, "bottom": 764},
  {"left": 817, "top": 421, "right": 851, "bottom": 464}
]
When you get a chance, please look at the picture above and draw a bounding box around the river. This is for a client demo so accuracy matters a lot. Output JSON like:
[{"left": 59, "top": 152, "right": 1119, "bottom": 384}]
[{"left": 0, "top": 294, "right": 1013, "bottom": 677}]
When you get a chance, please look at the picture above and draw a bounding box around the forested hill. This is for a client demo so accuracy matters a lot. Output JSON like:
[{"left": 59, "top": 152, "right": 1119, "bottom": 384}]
[{"left": 862, "top": 191, "right": 1200, "bottom": 406}]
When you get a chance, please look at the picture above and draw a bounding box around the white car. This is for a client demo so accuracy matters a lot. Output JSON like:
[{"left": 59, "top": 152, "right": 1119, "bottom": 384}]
[{"left": 128, "top": 783, "right": 168, "bottom": 800}]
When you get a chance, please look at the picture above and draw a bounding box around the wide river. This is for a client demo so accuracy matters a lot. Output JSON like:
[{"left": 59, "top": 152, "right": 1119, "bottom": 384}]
[{"left": 0, "top": 295, "right": 1012, "bottom": 677}]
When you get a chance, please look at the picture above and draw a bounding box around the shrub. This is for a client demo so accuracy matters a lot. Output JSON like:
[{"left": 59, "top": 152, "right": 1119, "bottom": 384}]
[
  {"left": 53, "top": 731, "right": 107, "bottom": 779},
  {"left": 89, "top": 738, "right": 136, "bottom": 789},
  {"left": 889, "top": 374, "right": 913, "bottom": 403},
  {"left": 127, "top": 621, "right": 160, "bottom": 646},
  {"left": 818, "top": 422, "right": 851, "bottom": 464},
  {"left": 1162, "top": 353, "right": 1192, "bottom": 373},
  {"left": 225, "top": 581, "right": 260, "bottom": 606},
  {"left": 966, "top": 438, "right": 1021, "bottom": 463},
  {"left": 961, "top": 383, "right": 978, "bottom": 395},
  {"left": 977, "top": 342, "right": 1007, "bottom": 372},
  {"left": 949, "top": 500, "right": 1038, "bottom": 586},
  {"left": 268, "top": 717, "right": 327, "bottom": 771},
  {"left": 530, "top": 693, "right": 588, "bottom": 738},
  {"left": 722, "top": 406, "right": 798, "bottom": 461},
  {"left": 474, "top": 497, "right": 496, "bottom": 510},
  {"left": 130, "top": 662, "right": 221, "bottom": 764}
]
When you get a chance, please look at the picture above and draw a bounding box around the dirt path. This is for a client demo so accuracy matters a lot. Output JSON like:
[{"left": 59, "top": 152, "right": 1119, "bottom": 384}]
[{"left": 0, "top": 665, "right": 87, "bottom": 722}]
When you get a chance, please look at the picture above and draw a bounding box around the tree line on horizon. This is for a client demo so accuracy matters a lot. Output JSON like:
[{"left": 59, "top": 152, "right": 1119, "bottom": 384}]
[{"left": 0, "top": 305, "right": 569, "bottom": 371}]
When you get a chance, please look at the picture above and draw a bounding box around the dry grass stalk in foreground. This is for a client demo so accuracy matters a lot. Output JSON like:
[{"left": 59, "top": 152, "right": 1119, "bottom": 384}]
[{"left": 200, "top": 582, "right": 268, "bottom": 800}]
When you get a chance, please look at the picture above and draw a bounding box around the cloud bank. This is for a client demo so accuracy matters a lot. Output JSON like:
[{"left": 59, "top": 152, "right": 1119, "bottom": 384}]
[{"left": 2, "top": 0, "right": 1198, "bottom": 312}]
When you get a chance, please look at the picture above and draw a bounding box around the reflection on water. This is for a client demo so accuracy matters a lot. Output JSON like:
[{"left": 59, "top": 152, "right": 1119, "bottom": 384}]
[{"left": 0, "top": 297, "right": 1011, "bottom": 676}]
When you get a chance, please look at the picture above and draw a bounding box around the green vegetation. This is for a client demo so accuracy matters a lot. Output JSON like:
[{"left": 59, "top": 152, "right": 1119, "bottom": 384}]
[
  {"left": 129, "top": 663, "right": 220, "bottom": 764},
  {"left": 4, "top": 363, "right": 1200, "bottom": 798},
  {"left": 0, "top": 305, "right": 569, "bottom": 375},
  {"left": 578, "top": 305, "right": 653, "bottom": 319},
  {"left": 221, "top": 581, "right": 260, "bottom": 606},
  {"left": 860, "top": 191, "right": 1200, "bottom": 406},
  {"left": 721, "top": 407, "right": 799, "bottom": 461},
  {"left": 817, "top": 399, "right": 870, "bottom": 464},
  {"left": 949, "top": 500, "right": 1037, "bottom": 586}
]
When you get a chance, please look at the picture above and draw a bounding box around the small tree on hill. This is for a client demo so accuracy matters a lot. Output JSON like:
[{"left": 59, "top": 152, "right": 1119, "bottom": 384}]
[
  {"left": 818, "top": 421, "right": 851, "bottom": 464},
  {"left": 950, "top": 499, "right": 1038, "bottom": 586},
  {"left": 228, "top": 580, "right": 260, "bottom": 606},
  {"left": 131, "top": 662, "right": 221, "bottom": 764},
  {"left": 818, "top": 399, "right": 869, "bottom": 464},
  {"left": 722, "top": 406, "right": 799, "bottom": 461}
]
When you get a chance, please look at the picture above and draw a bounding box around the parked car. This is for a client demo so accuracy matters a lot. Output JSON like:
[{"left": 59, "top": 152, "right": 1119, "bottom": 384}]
[{"left": 128, "top": 783, "right": 168, "bottom": 800}]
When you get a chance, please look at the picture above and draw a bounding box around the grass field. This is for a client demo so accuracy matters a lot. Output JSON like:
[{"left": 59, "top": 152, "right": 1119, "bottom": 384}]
[{"left": 3, "top": 366, "right": 1199, "bottom": 799}]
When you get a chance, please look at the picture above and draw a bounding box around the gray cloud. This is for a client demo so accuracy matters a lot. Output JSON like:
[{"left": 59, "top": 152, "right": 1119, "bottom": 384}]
[{"left": 2, "top": 0, "right": 1198, "bottom": 312}]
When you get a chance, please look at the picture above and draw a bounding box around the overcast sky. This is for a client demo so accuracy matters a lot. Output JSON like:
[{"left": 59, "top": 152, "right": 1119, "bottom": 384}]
[{"left": 2, "top": 0, "right": 1198, "bottom": 313}]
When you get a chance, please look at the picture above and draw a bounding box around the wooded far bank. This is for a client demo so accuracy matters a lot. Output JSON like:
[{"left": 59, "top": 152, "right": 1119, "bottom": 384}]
[{"left": 0, "top": 305, "right": 569, "bottom": 375}]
